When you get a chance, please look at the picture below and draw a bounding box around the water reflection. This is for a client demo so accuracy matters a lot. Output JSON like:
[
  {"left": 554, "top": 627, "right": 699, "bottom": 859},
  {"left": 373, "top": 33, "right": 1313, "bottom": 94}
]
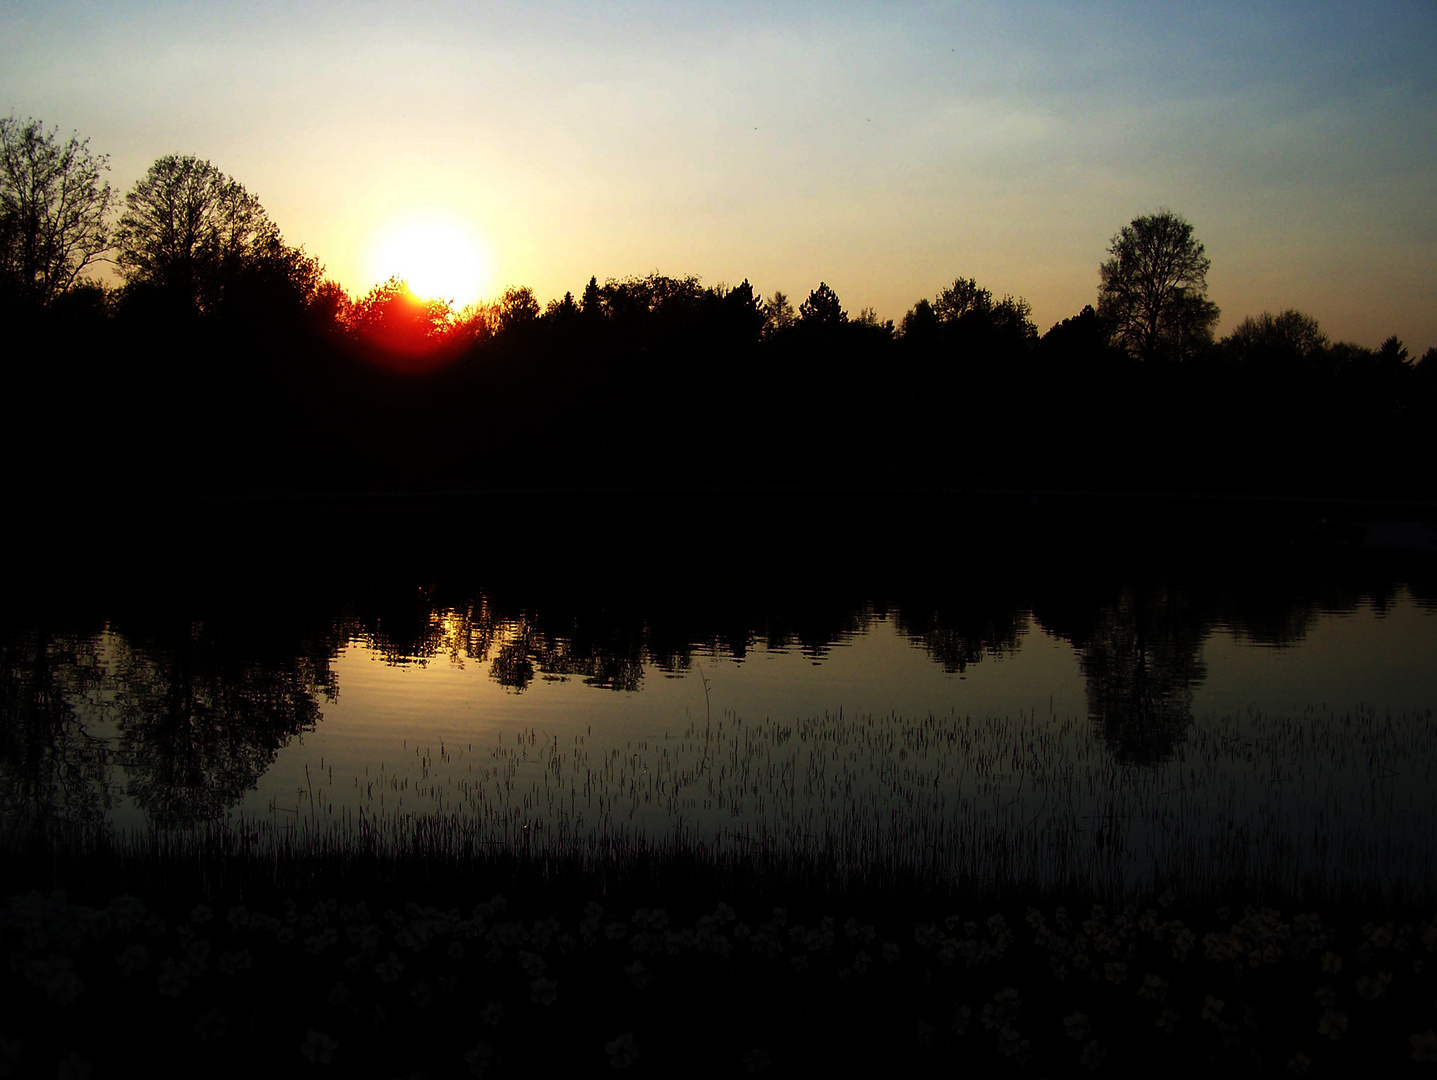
[
  {"left": 1, "top": 496, "right": 1433, "bottom": 832},
  {"left": 1069, "top": 586, "right": 1208, "bottom": 766},
  {"left": 0, "top": 628, "right": 114, "bottom": 829},
  {"left": 106, "top": 624, "right": 335, "bottom": 825}
]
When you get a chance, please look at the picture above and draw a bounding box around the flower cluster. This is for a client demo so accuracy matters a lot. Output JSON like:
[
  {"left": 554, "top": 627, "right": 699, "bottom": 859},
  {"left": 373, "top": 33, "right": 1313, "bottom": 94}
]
[{"left": 1, "top": 888, "right": 1434, "bottom": 1075}]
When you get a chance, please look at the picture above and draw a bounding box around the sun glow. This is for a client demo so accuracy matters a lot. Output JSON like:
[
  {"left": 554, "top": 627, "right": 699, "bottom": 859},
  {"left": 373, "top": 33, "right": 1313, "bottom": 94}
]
[{"left": 367, "top": 219, "right": 491, "bottom": 306}]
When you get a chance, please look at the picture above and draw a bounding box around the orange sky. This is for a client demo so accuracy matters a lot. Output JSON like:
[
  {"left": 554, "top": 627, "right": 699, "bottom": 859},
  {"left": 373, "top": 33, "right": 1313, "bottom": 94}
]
[{"left": 5, "top": 1, "right": 1435, "bottom": 349}]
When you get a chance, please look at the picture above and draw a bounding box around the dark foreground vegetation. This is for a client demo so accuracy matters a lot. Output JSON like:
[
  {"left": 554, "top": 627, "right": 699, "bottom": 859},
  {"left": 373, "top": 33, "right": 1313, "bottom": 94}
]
[
  {"left": 2, "top": 496, "right": 1434, "bottom": 1074},
  {"left": 2, "top": 121, "right": 1434, "bottom": 499},
  {"left": 5, "top": 831, "right": 1437, "bottom": 1078},
  {"left": 8, "top": 265, "right": 1434, "bottom": 500}
]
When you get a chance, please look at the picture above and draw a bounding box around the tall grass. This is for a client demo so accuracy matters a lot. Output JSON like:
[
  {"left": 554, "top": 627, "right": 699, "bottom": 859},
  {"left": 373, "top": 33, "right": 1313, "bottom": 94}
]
[{"left": 120, "top": 704, "right": 1428, "bottom": 906}]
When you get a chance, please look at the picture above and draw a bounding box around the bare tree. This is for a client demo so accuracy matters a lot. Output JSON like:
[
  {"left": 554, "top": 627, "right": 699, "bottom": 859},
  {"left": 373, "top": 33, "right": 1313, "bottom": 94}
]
[
  {"left": 1097, "top": 209, "right": 1219, "bottom": 362},
  {"left": 0, "top": 115, "right": 114, "bottom": 308},
  {"left": 115, "top": 154, "right": 282, "bottom": 315}
]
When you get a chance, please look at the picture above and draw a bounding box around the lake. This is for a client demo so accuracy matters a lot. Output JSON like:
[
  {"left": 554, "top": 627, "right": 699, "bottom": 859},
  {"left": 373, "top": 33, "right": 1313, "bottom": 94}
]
[{"left": 5, "top": 492, "right": 1435, "bottom": 898}]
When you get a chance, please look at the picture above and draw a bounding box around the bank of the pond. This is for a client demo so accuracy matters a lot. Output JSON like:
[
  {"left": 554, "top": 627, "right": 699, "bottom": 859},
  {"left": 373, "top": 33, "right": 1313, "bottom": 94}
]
[{"left": 4, "top": 837, "right": 1436, "bottom": 1078}]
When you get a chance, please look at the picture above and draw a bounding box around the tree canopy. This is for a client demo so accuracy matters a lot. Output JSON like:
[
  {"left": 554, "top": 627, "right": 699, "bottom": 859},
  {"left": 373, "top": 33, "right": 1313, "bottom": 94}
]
[
  {"left": 799, "top": 282, "right": 846, "bottom": 327},
  {"left": 1097, "top": 209, "right": 1219, "bottom": 362},
  {"left": 114, "top": 154, "right": 316, "bottom": 318},
  {"left": 0, "top": 115, "right": 114, "bottom": 309}
]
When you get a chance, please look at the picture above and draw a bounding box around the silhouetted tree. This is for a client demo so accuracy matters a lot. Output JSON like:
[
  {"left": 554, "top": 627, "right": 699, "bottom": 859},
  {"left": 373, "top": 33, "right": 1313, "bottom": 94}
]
[
  {"left": 1221, "top": 310, "right": 1328, "bottom": 364},
  {"left": 580, "top": 275, "right": 602, "bottom": 319},
  {"left": 309, "top": 278, "right": 353, "bottom": 336},
  {"left": 933, "top": 277, "right": 991, "bottom": 323},
  {"left": 907, "top": 277, "right": 1036, "bottom": 351},
  {"left": 347, "top": 277, "right": 454, "bottom": 357},
  {"left": 498, "top": 285, "right": 541, "bottom": 332},
  {"left": 989, "top": 295, "right": 1037, "bottom": 342},
  {"left": 1040, "top": 304, "right": 1109, "bottom": 357},
  {"left": 763, "top": 289, "right": 796, "bottom": 337},
  {"left": 1376, "top": 335, "right": 1412, "bottom": 369},
  {"left": 1097, "top": 209, "right": 1219, "bottom": 362},
  {"left": 0, "top": 115, "right": 114, "bottom": 309},
  {"left": 115, "top": 154, "right": 310, "bottom": 318},
  {"left": 545, "top": 289, "right": 579, "bottom": 322},
  {"left": 1415, "top": 347, "right": 1437, "bottom": 393},
  {"left": 799, "top": 281, "right": 846, "bottom": 327},
  {"left": 899, "top": 298, "right": 939, "bottom": 342},
  {"left": 719, "top": 279, "right": 767, "bottom": 344}
]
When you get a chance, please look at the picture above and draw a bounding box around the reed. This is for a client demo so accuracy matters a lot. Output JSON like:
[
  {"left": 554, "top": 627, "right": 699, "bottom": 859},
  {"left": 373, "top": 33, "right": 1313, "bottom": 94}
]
[{"left": 154, "top": 703, "right": 1435, "bottom": 908}]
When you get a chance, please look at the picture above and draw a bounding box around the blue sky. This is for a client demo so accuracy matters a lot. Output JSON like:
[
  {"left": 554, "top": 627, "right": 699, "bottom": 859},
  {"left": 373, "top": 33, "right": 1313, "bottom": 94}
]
[{"left": 4, "top": 0, "right": 1434, "bottom": 347}]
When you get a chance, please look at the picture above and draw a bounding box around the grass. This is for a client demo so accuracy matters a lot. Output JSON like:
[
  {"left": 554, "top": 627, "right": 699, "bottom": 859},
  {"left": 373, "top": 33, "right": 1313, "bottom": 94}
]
[{"left": 256, "top": 703, "right": 1437, "bottom": 906}]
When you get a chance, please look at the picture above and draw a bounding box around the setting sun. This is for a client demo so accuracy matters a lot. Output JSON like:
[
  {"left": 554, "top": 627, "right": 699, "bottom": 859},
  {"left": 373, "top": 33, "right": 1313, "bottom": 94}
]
[{"left": 367, "top": 219, "right": 491, "bottom": 305}]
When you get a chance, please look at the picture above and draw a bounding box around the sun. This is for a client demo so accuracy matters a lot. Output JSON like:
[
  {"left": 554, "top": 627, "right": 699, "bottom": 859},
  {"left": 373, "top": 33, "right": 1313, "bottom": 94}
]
[{"left": 368, "top": 218, "right": 491, "bottom": 306}]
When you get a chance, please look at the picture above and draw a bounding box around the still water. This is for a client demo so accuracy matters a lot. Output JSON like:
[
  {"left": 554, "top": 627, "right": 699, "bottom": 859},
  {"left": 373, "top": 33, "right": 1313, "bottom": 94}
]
[{"left": 5, "top": 494, "right": 1436, "bottom": 894}]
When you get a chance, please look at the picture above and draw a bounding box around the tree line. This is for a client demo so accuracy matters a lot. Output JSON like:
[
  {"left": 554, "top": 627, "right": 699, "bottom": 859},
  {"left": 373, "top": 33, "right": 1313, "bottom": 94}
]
[{"left": 3, "top": 115, "right": 1434, "bottom": 497}]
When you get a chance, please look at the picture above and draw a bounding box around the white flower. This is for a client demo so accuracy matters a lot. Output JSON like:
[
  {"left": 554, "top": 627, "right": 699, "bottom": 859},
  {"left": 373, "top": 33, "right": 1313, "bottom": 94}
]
[
  {"left": 950, "top": 1003, "right": 972, "bottom": 1036},
  {"left": 218, "top": 949, "right": 252, "bottom": 976},
  {"left": 375, "top": 952, "right": 405, "bottom": 983},
  {"left": 1410, "top": 1031, "right": 1437, "bottom": 1063},
  {"left": 55, "top": 1052, "right": 90, "bottom": 1080},
  {"left": 605, "top": 1032, "right": 638, "bottom": 1069},
  {"left": 625, "top": 961, "right": 651, "bottom": 989},
  {"left": 1079, "top": 1040, "right": 1106, "bottom": 1070},
  {"left": 465, "top": 1041, "right": 493, "bottom": 1077},
  {"left": 155, "top": 960, "right": 190, "bottom": 998},
  {"left": 193, "top": 1008, "right": 228, "bottom": 1041},
  {"left": 300, "top": 1029, "right": 338, "bottom": 1064},
  {"left": 116, "top": 945, "right": 149, "bottom": 978},
  {"left": 1138, "top": 973, "right": 1169, "bottom": 1001}
]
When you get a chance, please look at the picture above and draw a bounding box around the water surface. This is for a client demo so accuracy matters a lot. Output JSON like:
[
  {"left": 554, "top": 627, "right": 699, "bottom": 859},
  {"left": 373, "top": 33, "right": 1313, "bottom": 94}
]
[{"left": 5, "top": 494, "right": 1434, "bottom": 894}]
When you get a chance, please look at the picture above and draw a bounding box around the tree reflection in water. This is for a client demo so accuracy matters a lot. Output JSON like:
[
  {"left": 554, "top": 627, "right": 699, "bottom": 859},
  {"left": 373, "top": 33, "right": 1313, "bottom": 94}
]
[
  {"left": 0, "top": 628, "right": 114, "bottom": 830},
  {"left": 108, "top": 622, "right": 335, "bottom": 825},
  {"left": 1072, "top": 587, "right": 1208, "bottom": 766},
  {"left": 0, "top": 616, "right": 338, "bottom": 829},
  {"left": 2, "top": 498, "right": 1431, "bottom": 827}
]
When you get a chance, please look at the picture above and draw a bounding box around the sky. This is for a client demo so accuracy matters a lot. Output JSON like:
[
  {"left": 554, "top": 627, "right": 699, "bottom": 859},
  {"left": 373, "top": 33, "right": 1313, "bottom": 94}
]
[{"left": 4, "top": 0, "right": 1435, "bottom": 348}]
